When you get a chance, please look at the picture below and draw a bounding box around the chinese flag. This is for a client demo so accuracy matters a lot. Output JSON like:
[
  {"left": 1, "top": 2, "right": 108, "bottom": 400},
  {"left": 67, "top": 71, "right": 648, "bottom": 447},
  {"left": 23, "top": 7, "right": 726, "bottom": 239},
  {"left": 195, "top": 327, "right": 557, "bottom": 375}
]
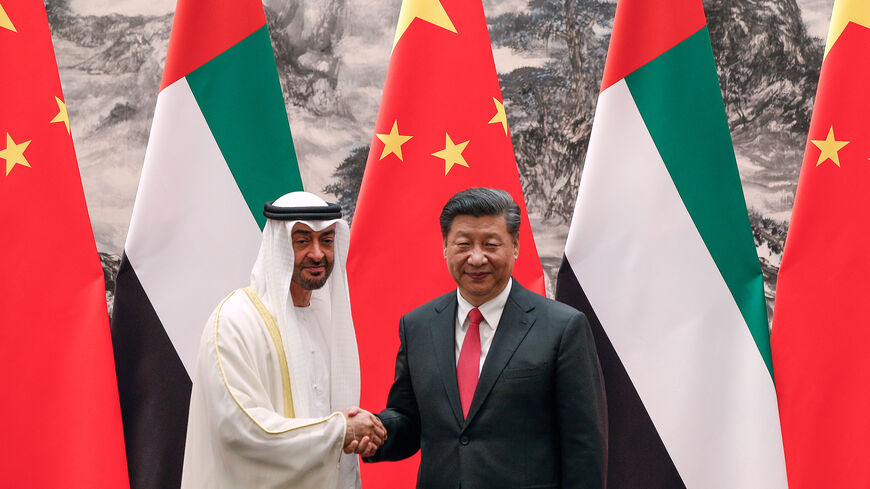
[
  {"left": 771, "top": 1, "right": 870, "bottom": 488},
  {"left": 347, "top": 0, "right": 545, "bottom": 486},
  {"left": 0, "top": 2, "right": 129, "bottom": 488}
]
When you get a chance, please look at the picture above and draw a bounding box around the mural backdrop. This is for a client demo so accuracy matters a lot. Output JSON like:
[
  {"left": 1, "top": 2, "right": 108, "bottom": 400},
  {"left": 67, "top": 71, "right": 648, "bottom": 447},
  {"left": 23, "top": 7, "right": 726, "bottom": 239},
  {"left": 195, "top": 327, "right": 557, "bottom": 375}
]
[{"left": 48, "top": 0, "right": 835, "bottom": 315}]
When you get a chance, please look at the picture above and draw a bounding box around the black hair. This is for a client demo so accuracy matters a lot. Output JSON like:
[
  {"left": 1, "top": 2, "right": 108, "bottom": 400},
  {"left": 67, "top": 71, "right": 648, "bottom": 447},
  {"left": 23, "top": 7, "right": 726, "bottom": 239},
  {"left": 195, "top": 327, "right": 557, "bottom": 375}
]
[{"left": 439, "top": 187, "right": 521, "bottom": 239}]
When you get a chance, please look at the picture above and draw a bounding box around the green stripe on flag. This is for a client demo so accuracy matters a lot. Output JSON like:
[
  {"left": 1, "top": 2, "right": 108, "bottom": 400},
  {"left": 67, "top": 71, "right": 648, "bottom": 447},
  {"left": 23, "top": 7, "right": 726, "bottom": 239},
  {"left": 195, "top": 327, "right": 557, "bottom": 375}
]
[
  {"left": 187, "top": 25, "right": 303, "bottom": 229},
  {"left": 625, "top": 27, "right": 772, "bottom": 377}
]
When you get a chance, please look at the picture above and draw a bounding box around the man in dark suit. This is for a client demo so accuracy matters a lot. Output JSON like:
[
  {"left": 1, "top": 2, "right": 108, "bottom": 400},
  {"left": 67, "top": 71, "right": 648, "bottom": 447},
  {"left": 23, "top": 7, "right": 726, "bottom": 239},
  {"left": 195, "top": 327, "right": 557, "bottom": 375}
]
[{"left": 365, "top": 187, "right": 607, "bottom": 489}]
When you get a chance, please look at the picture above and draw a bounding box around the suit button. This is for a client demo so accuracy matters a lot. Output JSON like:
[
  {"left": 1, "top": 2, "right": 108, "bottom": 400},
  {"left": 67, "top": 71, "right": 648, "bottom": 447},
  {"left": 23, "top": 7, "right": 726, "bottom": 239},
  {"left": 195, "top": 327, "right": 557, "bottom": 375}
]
[{"left": 460, "top": 436, "right": 469, "bottom": 445}]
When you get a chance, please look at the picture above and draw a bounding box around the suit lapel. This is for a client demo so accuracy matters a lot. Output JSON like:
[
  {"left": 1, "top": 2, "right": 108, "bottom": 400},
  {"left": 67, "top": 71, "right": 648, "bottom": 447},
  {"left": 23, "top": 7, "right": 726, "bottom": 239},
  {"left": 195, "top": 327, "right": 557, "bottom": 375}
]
[
  {"left": 463, "top": 280, "right": 536, "bottom": 429},
  {"left": 429, "top": 291, "right": 465, "bottom": 426}
]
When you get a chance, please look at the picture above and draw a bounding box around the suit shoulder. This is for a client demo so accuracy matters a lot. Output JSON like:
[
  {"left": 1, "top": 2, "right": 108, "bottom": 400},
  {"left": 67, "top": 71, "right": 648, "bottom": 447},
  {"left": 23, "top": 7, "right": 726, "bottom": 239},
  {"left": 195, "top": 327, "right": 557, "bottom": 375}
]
[
  {"left": 544, "top": 296, "right": 585, "bottom": 318},
  {"left": 403, "top": 289, "right": 455, "bottom": 322},
  {"left": 517, "top": 287, "right": 588, "bottom": 326}
]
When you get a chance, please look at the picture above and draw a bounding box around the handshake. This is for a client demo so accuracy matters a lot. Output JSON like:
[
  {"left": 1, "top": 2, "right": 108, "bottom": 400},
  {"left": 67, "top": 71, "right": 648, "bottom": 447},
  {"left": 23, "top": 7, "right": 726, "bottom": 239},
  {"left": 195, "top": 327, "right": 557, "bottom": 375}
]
[{"left": 340, "top": 407, "right": 387, "bottom": 458}]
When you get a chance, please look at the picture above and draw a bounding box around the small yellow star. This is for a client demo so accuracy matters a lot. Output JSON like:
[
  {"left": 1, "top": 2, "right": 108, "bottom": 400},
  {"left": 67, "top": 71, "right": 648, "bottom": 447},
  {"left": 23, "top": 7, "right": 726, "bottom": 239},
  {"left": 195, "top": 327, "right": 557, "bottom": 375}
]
[
  {"left": 0, "top": 3, "right": 15, "bottom": 33},
  {"left": 393, "top": 0, "right": 457, "bottom": 49},
  {"left": 811, "top": 126, "right": 850, "bottom": 167},
  {"left": 488, "top": 97, "right": 508, "bottom": 135},
  {"left": 0, "top": 133, "right": 32, "bottom": 176},
  {"left": 51, "top": 96, "right": 70, "bottom": 135},
  {"left": 824, "top": 0, "right": 870, "bottom": 57},
  {"left": 376, "top": 121, "right": 413, "bottom": 161},
  {"left": 432, "top": 133, "right": 469, "bottom": 175}
]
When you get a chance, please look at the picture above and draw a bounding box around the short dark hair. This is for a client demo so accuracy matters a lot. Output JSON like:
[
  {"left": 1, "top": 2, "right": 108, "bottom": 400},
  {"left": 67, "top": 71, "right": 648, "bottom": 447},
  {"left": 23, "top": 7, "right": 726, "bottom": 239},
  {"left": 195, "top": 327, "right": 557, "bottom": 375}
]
[{"left": 440, "top": 187, "right": 521, "bottom": 239}]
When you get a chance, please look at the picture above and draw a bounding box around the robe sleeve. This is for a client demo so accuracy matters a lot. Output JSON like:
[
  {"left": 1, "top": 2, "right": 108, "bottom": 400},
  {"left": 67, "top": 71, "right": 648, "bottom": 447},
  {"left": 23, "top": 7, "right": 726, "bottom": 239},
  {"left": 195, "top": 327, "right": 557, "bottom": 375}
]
[{"left": 200, "top": 303, "right": 348, "bottom": 482}]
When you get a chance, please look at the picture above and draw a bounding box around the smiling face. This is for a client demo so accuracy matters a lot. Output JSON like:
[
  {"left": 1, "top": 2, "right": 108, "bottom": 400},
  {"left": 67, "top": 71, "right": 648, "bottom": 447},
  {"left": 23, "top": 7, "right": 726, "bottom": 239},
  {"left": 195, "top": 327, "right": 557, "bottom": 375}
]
[
  {"left": 290, "top": 222, "right": 336, "bottom": 293},
  {"left": 443, "top": 214, "right": 518, "bottom": 306}
]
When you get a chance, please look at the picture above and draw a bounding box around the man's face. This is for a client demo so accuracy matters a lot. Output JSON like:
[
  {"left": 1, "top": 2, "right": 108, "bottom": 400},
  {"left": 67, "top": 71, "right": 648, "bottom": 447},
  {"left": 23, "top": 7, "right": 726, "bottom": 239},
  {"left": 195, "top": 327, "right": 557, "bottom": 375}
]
[
  {"left": 291, "top": 222, "right": 336, "bottom": 290},
  {"left": 443, "top": 214, "right": 518, "bottom": 306}
]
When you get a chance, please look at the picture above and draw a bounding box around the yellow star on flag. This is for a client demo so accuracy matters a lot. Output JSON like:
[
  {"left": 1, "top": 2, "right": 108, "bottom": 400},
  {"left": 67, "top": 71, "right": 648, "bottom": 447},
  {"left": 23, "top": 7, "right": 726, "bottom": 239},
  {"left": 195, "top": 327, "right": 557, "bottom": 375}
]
[
  {"left": 376, "top": 121, "right": 413, "bottom": 161},
  {"left": 432, "top": 133, "right": 469, "bottom": 175},
  {"left": 824, "top": 0, "right": 870, "bottom": 57},
  {"left": 393, "top": 0, "right": 457, "bottom": 49},
  {"left": 0, "top": 3, "right": 15, "bottom": 33},
  {"left": 51, "top": 96, "right": 71, "bottom": 135},
  {"left": 811, "top": 126, "right": 850, "bottom": 167},
  {"left": 0, "top": 133, "right": 32, "bottom": 176},
  {"left": 488, "top": 97, "right": 508, "bottom": 135}
]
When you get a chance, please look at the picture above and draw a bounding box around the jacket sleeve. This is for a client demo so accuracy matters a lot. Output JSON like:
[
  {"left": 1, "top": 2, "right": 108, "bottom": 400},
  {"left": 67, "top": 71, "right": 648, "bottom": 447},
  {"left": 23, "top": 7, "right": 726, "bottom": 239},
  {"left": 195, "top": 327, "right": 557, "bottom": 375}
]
[
  {"left": 558, "top": 312, "right": 608, "bottom": 489},
  {"left": 365, "top": 316, "right": 422, "bottom": 462}
]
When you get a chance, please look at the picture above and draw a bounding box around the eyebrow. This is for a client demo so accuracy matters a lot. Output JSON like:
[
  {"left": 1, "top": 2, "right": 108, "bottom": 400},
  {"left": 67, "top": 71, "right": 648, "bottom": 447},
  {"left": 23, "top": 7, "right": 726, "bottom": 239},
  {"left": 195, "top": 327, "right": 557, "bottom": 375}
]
[
  {"left": 292, "top": 229, "right": 335, "bottom": 237},
  {"left": 453, "top": 231, "right": 501, "bottom": 239}
]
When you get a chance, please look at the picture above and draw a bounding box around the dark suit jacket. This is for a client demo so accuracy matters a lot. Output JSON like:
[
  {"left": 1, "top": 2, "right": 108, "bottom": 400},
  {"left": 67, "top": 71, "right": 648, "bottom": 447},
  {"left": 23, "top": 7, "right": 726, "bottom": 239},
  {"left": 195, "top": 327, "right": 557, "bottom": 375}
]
[{"left": 366, "top": 279, "right": 607, "bottom": 489}]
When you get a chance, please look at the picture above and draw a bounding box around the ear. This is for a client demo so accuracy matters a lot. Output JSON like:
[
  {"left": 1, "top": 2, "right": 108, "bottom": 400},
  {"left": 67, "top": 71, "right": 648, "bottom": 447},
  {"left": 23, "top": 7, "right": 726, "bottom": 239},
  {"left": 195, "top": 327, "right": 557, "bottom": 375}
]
[
  {"left": 513, "top": 237, "right": 519, "bottom": 258},
  {"left": 443, "top": 239, "right": 448, "bottom": 258}
]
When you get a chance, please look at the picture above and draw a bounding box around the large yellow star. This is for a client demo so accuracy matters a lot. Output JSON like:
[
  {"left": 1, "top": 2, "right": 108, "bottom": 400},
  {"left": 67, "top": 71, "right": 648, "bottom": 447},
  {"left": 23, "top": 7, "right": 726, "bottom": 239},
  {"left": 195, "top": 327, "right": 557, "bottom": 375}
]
[
  {"left": 51, "top": 96, "right": 70, "bottom": 135},
  {"left": 824, "top": 0, "right": 870, "bottom": 57},
  {"left": 811, "top": 126, "right": 850, "bottom": 167},
  {"left": 393, "top": 0, "right": 457, "bottom": 49},
  {"left": 376, "top": 121, "right": 413, "bottom": 161},
  {"left": 488, "top": 97, "right": 508, "bottom": 135},
  {"left": 432, "top": 133, "right": 469, "bottom": 175},
  {"left": 0, "top": 133, "right": 32, "bottom": 176},
  {"left": 0, "top": 3, "right": 15, "bottom": 33}
]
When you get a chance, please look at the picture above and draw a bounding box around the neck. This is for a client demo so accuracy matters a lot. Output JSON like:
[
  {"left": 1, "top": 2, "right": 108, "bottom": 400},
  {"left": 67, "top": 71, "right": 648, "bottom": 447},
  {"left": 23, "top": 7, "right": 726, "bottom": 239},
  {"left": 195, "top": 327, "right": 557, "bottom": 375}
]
[{"left": 289, "top": 282, "right": 312, "bottom": 307}]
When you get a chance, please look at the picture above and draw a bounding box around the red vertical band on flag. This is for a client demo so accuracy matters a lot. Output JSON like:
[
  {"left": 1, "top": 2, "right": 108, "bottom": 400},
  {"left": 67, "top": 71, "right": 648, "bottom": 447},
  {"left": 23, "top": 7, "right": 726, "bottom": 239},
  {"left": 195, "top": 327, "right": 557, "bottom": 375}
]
[
  {"left": 600, "top": 0, "right": 707, "bottom": 91},
  {"left": 160, "top": 0, "right": 266, "bottom": 89},
  {"left": 0, "top": 2, "right": 130, "bottom": 488},
  {"left": 348, "top": 0, "right": 545, "bottom": 486}
]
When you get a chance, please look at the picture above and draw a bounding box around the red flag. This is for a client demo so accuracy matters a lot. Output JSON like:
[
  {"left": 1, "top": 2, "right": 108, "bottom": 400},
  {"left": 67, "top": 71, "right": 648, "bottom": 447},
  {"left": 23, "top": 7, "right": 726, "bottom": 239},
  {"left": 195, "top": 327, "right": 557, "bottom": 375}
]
[
  {"left": 347, "top": 0, "right": 545, "bottom": 486},
  {"left": 0, "top": 2, "right": 129, "bottom": 487},
  {"left": 771, "top": 2, "right": 870, "bottom": 488}
]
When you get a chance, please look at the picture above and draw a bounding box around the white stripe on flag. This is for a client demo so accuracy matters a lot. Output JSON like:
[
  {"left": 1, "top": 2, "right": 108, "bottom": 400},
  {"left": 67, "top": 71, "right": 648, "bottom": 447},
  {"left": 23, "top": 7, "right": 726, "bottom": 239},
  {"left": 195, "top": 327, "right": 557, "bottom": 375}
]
[
  {"left": 125, "top": 78, "right": 262, "bottom": 376},
  {"left": 565, "top": 80, "right": 786, "bottom": 489}
]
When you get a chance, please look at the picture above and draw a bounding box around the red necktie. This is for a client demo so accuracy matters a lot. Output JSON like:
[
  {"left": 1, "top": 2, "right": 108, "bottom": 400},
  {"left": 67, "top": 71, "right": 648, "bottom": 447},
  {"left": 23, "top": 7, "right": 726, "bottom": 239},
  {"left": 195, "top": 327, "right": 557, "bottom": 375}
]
[{"left": 457, "top": 307, "right": 483, "bottom": 418}]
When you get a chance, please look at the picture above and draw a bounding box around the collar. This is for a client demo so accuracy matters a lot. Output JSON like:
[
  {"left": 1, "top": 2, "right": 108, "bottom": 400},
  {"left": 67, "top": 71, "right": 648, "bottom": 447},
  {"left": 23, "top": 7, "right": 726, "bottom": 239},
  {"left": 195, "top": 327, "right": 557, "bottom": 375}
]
[{"left": 456, "top": 279, "right": 513, "bottom": 330}]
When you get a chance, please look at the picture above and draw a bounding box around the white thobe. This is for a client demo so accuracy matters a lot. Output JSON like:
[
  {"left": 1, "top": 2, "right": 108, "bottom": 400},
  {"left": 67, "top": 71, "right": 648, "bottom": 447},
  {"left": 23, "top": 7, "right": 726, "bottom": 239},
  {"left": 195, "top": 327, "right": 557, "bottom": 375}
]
[
  {"left": 295, "top": 307, "right": 359, "bottom": 489},
  {"left": 181, "top": 289, "right": 361, "bottom": 489},
  {"left": 296, "top": 307, "right": 331, "bottom": 418}
]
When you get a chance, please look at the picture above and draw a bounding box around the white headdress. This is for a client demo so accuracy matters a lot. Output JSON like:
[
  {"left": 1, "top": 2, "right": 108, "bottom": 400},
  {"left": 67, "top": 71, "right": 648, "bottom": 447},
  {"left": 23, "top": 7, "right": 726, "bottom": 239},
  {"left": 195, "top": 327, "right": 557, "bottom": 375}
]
[{"left": 249, "top": 191, "right": 360, "bottom": 417}]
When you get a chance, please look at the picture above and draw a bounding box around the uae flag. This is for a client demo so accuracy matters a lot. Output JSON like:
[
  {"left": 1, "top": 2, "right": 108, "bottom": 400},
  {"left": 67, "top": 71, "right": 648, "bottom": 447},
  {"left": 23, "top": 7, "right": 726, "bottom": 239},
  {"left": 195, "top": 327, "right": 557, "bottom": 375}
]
[
  {"left": 771, "top": 1, "right": 870, "bottom": 487},
  {"left": 347, "top": 0, "right": 545, "bottom": 486},
  {"left": 555, "top": 0, "right": 787, "bottom": 487},
  {"left": 110, "top": 0, "right": 303, "bottom": 487},
  {"left": 0, "top": 2, "right": 129, "bottom": 487}
]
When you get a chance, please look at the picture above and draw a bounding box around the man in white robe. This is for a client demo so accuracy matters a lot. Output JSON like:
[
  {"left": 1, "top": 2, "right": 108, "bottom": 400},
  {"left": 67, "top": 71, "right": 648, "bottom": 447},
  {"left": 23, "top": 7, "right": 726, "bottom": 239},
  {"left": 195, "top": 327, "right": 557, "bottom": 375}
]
[{"left": 181, "top": 192, "right": 384, "bottom": 489}]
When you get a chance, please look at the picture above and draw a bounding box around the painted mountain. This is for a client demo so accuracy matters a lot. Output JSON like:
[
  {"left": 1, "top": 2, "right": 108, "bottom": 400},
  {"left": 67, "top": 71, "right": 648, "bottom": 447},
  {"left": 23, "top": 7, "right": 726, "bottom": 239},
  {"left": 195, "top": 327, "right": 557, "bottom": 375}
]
[{"left": 46, "top": 0, "right": 829, "bottom": 313}]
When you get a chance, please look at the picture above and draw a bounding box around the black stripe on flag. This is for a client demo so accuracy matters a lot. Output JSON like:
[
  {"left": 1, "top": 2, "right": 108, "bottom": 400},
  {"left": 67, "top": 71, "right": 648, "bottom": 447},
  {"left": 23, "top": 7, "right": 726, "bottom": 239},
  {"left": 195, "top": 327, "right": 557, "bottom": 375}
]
[
  {"left": 111, "top": 253, "right": 191, "bottom": 489},
  {"left": 556, "top": 256, "right": 686, "bottom": 489}
]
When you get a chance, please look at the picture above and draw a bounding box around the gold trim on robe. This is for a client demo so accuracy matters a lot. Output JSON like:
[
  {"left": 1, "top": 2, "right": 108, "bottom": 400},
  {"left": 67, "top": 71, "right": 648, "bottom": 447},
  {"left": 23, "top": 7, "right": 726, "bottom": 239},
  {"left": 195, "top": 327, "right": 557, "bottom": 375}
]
[{"left": 214, "top": 289, "right": 342, "bottom": 434}]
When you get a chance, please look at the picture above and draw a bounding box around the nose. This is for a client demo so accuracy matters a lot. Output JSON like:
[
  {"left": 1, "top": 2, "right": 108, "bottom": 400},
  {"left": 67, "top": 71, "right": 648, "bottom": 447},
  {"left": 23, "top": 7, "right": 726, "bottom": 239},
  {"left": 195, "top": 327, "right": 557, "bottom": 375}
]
[
  {"left": 309, "top": 241, "right": 325, "bottom": 261},
  {"left": 468, "top": 246, "right": 487, "bottom": 266}
]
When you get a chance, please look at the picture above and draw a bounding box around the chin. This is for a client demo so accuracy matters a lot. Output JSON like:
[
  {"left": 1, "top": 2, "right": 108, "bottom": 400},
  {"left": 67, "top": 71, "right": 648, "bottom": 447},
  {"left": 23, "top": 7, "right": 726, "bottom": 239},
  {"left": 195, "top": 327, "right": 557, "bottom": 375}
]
[{"left": 463, "top": 284, "right": 491, "bottom": 297}]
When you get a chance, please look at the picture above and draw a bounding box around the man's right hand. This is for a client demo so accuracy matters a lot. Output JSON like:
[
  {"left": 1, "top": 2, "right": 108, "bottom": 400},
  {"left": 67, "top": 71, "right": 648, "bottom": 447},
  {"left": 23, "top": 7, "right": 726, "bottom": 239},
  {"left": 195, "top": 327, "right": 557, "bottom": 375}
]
[{"left": 341, "top": 407, "right": 387, "bottom": 458}]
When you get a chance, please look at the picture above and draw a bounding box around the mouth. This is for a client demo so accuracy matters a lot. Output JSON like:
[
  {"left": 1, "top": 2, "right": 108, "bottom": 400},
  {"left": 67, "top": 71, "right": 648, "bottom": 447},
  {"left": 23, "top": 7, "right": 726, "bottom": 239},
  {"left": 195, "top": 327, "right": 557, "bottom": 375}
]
[
  {"left": 465, "top": 271, "right": 490, "bottom": 281},
  {"left": 304, "top": 266, "right": 325, "bottom": 275}
]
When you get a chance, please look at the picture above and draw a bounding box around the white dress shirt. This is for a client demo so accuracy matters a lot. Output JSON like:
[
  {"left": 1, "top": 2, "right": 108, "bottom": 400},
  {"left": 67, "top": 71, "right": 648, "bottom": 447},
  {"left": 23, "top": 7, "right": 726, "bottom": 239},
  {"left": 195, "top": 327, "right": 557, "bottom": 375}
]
[{"left": 455, "top": 279, "right": 512, "bottom": 373}]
